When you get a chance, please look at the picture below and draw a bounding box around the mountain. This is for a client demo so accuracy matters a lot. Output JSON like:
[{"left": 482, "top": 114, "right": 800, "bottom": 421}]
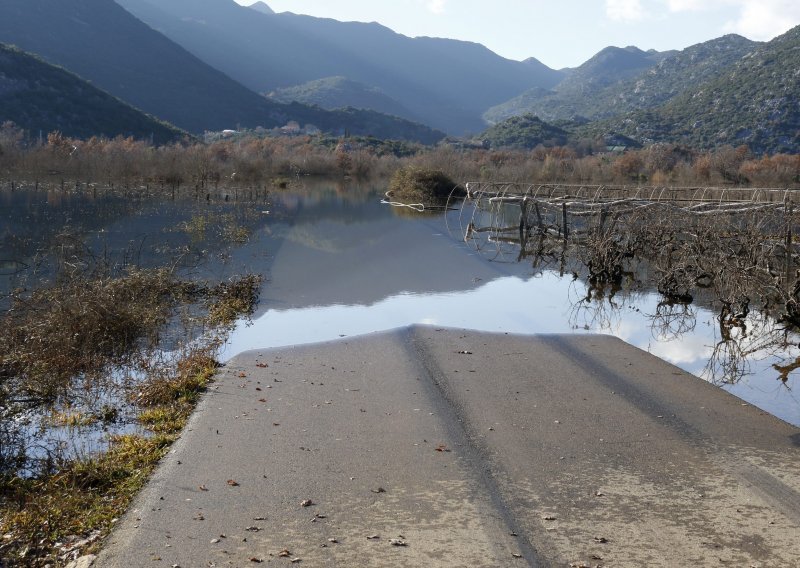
[
  {"left": 592, "top": 26, "right": 800, "bottom": 154},
  {"left": 248, "top": 1, "right": 273, "bottom": 15},
  {"left": 557, "top": 46, "right": 668, "bottom": 94},
  {"left": 480, "top": 114, "right": 570, "bottom": 150},
  {"left": 114, "top": 0, "right": 565, "bottom": 134},
  {"left": 0, "top": 0, "right": 444, "bottom": 143},
  {"left": 0, "top": 43, "right": 183, "bottom": 143},
  {"left": 485, "top": 45, "right": 672, "bottom": 123},
  {"left": 265, "top": 76, "right": 416, "bottom": 119},
  {"left": 485, "top": 35, "right": 757, "bottom": 124}
]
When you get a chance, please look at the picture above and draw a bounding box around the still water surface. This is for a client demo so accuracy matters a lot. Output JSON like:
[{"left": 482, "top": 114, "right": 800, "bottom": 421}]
[{"left": 3, "top": 181, "right": 799, "bottom": 428}]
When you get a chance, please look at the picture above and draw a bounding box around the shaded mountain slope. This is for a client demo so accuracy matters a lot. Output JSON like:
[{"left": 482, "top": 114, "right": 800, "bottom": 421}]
[
  {"left": 115, "top": 0, "right": 564, "bottom": 134},
  {"left": 265, "top": 76, "right": 415, "bottom": 119},
  {"left": 0, "top": 43, "right": 183, "bottom": 143},
  {"left": 0, "top": 0, "right": 444, "bottom": 143}
]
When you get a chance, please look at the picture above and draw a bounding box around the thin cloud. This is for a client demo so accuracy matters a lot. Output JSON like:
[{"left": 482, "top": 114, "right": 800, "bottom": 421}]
[
  {"left": 723, "top": 0, "right": 800, "bottom": 40},
  {"left": 665, "top": 0, "right": 800, "bottom": 39},
  {"left": 427, "top": 0, "right": 447, "bottom": 14},
  {"left": 605, "top": 0, "right": 647, "bottom": 22},
  {"left": 666, "top": 0, "right": 708, "bottom": 11}
]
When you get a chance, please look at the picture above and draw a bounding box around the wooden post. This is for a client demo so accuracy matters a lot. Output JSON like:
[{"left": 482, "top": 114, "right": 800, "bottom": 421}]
[
  {"left": 562, "top": 203, "right": 569, "bottom": 243},
  {"left": 786, "top": 201, "right": 794, "bottom": 292},
  {"left": 519, "top": 198, "right": 529, "bottom": 251}
]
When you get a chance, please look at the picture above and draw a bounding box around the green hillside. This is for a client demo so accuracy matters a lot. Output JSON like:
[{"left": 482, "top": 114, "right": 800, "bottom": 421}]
[
  {"left": 480, "top": 114, "right": 570, "bottom": 150},
  {"left": 265, "top": 76, "right": 416, "bottom": 121},
  {"left": 593, "top": 27, "right": 800, "bottom": 153},
  {"left": 0, "top": 44, "right": 183, "bottom": 143}
]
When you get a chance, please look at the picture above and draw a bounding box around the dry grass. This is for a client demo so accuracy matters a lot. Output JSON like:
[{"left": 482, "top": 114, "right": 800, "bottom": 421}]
[
  {"left": 0, "top": 257, "right": 261, "bottom": 565},
  {"left": 386, "top": 167, "right": 462, "bottom": 205}
]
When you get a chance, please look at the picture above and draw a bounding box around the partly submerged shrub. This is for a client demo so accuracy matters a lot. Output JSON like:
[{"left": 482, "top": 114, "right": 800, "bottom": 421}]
[{"left": 386, "top": 167, "right": 463, "bottom": 205}]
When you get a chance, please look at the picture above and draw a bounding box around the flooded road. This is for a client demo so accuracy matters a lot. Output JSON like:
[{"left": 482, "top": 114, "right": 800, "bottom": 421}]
[{"left": 2, "top": 181, "right": 799, "bottom": 427}]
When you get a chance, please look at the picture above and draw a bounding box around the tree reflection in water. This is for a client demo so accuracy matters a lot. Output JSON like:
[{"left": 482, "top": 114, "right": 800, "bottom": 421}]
[{"left": 459, "top": 184, "right": 800, "bottom": 389}]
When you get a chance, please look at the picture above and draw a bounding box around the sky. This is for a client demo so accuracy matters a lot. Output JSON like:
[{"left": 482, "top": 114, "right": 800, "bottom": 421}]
[{"left": 233, "top": 0, "right": 800, "bottom": 69}]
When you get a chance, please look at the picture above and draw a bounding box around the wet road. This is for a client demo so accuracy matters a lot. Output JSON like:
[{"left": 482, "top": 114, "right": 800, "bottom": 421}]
[{"left": 99, "top": 327, "right": 800, "bottom": 567}]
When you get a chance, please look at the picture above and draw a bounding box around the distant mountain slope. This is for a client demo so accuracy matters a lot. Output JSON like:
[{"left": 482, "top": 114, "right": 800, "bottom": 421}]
[
  {"left": 556, "top": 46, "right": 665, "bottom": 94},
  {"left": 0, "top": 43, "right": 183, "bottom": 143},
  {"left": 484, "top": 36, "right": 757, "bottom": 125},
  {"left": 485, "top": 45, "right": 670, "bottom": 123},
  {"left": 480, "top": 114, "right": 570, "bottom": 150},
  {"left": 594, "top": 26, "right": 800, "bottom": 154},
  {"left": 115, "top": 0, "right": 564, "bottom": 134},
  {"left": 265, "top": 76, "right": 415, "bottom": 119},
  {"left": 0, "top": 0, "right": 444, "bottom": 143},
  {"left": 248, "top": 1, "right": 273, "bottom": 15},
  {"left": 0, "top": 0, "right": 288, "bottom": 134}
]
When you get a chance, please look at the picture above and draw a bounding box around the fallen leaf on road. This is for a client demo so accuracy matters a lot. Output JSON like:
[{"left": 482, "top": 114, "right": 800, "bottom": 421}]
[
  {"left": 278, "top": 549, "right": 291, "bottom": 557},
  {"left": 199, "top": 485, "right": 208, "bottom": 492},
  {"left": 371, "top": 487, "right": 386, "bottom": 494},
  {"left": 593, "top": 536, "right": 608, "bottom": 544},
  {"left": 300, "top": 499, "right": 314, "bottom": 507},
  {"left": 245, "top": 526, "right": 261, "bottom": 532},
  {"left": 238, "top": 372, "right": 247, "bottom": 378},
  {"left": 256, "top": 363, "right": 268, "bottom": 368},
  {"left": 227, "top": 480, "right": 240, "bottom": 487},
  {"left": 249, "top": 558, "right": 263, "bottom": 563},
  {"left": 366, "top": 535, "right": 380, "bottom": 540},
  {"left": 389, "top": 539, "right": 407, "bottom": 547}
]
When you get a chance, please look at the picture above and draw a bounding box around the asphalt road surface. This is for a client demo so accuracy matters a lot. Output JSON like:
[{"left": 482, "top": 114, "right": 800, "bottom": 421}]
[{"left": 99, "top": 327, "right": 800, "bottom": 567}]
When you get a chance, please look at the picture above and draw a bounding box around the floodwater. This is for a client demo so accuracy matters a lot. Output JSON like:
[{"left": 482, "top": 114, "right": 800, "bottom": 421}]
[{"left": 2, "top": 180, "right": 799, "bottom": 438}]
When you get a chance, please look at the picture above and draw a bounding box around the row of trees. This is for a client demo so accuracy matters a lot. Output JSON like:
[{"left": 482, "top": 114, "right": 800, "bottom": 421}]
[{"left": 2, "top": 122, "right": 800, "bottom": 188}]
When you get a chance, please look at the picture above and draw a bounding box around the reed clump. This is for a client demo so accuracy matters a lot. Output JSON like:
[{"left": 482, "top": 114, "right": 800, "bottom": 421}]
[{"left": 386, "top": 167, "right": 462, "bottom": 205}]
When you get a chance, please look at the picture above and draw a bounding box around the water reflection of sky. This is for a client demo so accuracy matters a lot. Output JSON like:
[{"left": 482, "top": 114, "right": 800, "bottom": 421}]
[
  {"left": 3, "top": 184, "right": 799, "bottom": 428},
  {"left": 223, "top": 189, "right": 800, "bottom": 427}
]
